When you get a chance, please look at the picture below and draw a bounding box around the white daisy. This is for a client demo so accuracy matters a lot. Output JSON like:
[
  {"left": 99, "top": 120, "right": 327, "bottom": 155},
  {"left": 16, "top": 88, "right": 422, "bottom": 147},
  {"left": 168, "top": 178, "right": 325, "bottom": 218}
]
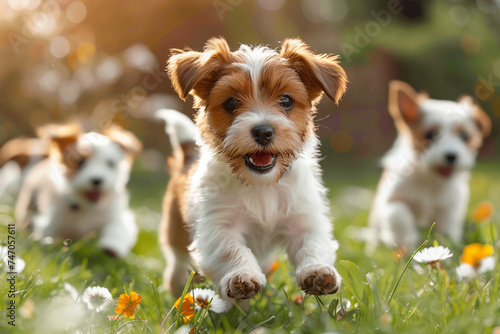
[
  {"left": 413, "top": 246, "right": 453, "bottom": 265},
  {"left": 191, "top": 288, "right": 228, "bottom": 313},
  {"left": 81, "top": 286, "right": 112, "bottom": 312},
  {"left": 456, "top": 256, "right": 496, "bottom": 281},
  {"left": 455, "top": 263, "right": 476, "bottom": 281}
]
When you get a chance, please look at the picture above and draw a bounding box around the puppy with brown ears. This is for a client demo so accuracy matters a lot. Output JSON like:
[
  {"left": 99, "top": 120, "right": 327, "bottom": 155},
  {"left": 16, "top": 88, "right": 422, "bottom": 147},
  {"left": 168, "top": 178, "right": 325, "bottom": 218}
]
[
  {"left": 15, "top": 122, "right": 142, "bottom": 257},
  {"left": 369, "top": 81, "right": 492, "bottom": 250},
  {"left": 158, "top": 37, "right": 348, "bottom": 301}
]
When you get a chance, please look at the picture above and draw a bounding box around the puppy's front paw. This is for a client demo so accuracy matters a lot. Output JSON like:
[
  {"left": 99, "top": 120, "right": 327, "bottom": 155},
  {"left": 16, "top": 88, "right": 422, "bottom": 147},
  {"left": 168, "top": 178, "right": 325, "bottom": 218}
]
[
  {"left": 221, "top": 270, "right": 266, "bottom": 300},
  {"left": 296, "top": 264, "right": 341, "bottom": 295}
]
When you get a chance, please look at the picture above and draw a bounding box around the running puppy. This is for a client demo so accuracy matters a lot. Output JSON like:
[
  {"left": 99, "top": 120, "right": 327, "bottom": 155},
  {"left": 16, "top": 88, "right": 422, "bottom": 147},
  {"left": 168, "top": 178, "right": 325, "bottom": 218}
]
[
  {"left": 15, "top": 122, "right": 142, "bottom": 257},
  {"left": 369, "top": 81, "right": 491, "bottom": 250},
  {"left": 158, "top": 37, "right": 348, "bottom": 300}
]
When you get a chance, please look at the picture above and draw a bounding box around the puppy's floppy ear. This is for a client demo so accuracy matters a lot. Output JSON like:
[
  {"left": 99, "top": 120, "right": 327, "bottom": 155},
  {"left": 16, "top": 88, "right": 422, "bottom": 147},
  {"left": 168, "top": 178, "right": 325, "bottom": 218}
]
[
  {"left": 104, "top": 125, "right": 142, "bottom": 157},
  {"left": 167, "top": 37, "right": 233, "bottom": 101},
  {"left": 388, "top": 80, "right": 424, "bottom": 126},
  {"left": 458, "top": 95, "right": 492, "bottom": 138},
  {"left": 36, "top": 122, "right": 83, "bottom": 153},
  {"left": 280, "top": 38, "right": 348, "bottom": 104}
]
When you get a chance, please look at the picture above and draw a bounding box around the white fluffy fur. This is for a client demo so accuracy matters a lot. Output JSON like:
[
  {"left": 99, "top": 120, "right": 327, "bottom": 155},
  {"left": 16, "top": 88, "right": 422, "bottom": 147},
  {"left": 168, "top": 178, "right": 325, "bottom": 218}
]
[
  {"left": 369, "top": 98, "right": 481, "bottom": 250},
  {"left": 156, "top": 108, "right": 197, "bottom": 145},
  {"left": 163, "top": 110, "right": 340, "bottom": 299},
  {"left": 16, "top": 132, "right": 137, "bottom": 257}
]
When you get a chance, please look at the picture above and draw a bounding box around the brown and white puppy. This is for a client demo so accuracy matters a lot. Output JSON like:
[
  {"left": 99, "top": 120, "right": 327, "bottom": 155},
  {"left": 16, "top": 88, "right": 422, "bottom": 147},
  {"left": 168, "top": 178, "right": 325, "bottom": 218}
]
[
  {"left": 369, "top": 81, "right": 492, "bottom": 250},
  {"left": 158, "top": 37, "right": 348, "bottom": 301},
  {"left": 15, "top": 123, "right": 142, "bottom": 257}
]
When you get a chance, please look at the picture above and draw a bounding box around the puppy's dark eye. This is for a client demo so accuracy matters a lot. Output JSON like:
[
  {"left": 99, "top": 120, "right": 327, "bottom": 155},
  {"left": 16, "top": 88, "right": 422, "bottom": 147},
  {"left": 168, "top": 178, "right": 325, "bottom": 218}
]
[
  {"left": 279, "top": 94, "right": 295, "bottom": 111},
  {"left": 459, "top": 131, "right": 469, "bottom": 142},
  {"left": 76, "top": 159, "right": 86, "bottom": 168},
  {"left": 223, "top": 97, "right": 239, "bottom": 113},
  {"left": 425, "top": 129, "right": 439, "bottom": 141},
  {"left": 106, "top": 160, "right": 116, "bottom": 168}
]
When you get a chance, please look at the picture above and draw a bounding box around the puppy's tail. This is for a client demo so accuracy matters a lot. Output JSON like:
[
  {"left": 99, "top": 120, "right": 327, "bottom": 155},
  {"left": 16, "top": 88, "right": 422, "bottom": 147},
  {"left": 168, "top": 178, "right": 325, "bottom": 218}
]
[{"left": 155, "top": 109, "right": 198, "bottom": 174}]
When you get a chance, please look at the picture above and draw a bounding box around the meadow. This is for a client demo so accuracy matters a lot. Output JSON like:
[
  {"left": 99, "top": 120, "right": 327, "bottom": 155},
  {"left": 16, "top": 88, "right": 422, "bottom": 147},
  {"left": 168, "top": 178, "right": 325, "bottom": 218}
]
[{"left": 1, "top": 156, "right": 499, "bottom": 334}]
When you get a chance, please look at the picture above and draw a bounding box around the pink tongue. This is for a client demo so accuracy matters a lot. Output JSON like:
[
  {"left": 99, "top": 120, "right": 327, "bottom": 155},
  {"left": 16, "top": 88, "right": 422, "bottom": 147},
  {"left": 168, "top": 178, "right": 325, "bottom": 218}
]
[
  {"left": 250, "top": 153, "right": 273, "bottom": 166},
  {"left": 85, "top": 191, "right": 102, "bottom": 202},
  {"left": 437, "top": 167, "right": 453, "bottom": 177}
]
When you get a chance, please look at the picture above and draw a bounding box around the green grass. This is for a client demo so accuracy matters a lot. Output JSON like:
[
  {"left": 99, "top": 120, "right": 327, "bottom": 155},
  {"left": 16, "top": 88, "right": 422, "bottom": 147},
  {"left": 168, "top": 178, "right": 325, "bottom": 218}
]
[{"left": 1, "top": 162, "right": 499, "bottom": 333}]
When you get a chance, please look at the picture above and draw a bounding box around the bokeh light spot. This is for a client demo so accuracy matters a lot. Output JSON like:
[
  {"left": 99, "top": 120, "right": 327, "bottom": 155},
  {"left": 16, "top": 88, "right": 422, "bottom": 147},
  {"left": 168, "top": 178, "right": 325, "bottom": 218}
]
[
  {"left": 96, "top": 57, "right": 123, "bottom": 85},
  {"left": 31, "top": 12, "right": 57, "bottom": 36},
  {"left": 329, "top": 0, "right": 348, "bottom": 22},
  {"left": 449, "top": 5, "right": 470, "bottom": 26},
  {"left": 7, "top": 0, "right": 24, "bottom": 10},
  {"left": 123, "top": 44, "right": 157, "bottom": 71},
  {"left": 66, "top": 1, "right": 87, "bottom": 24},
  {"left": 461, "top": 35, "right": 480, "bottom": 55},
  {"left": 49, "top": 36, "right": 70, "bottom": 58},
  {"left": 58, "top": 80, "right": 81, "bottom": 105},
  {"left": 302, "top": 0, "right": 331, "bottom": 23},
  {"left": 330, "top": 131, "right": 353, "bottom": 153},
  {"left": 77, "top": 42, "right": 96, "bottom": 64}
]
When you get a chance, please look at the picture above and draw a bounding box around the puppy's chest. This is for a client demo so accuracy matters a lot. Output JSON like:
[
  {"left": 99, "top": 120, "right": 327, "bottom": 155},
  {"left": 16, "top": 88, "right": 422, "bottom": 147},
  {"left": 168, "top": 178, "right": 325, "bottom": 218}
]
[
  {"left": 236, "top": 185, "right": 295, "bottom": 231},
  {"left": 391, "top": 175, "right": 461, "bottom": 222},
  {"left": 51, "top": 200, "right": 113, "bottom": 237}
]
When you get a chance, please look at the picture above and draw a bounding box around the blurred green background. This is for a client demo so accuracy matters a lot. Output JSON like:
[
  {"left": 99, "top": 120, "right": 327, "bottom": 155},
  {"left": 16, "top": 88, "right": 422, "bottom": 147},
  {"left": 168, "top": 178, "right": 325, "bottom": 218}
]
[{"left": 1, "top": 0, "right": 500, "bottom": 209}]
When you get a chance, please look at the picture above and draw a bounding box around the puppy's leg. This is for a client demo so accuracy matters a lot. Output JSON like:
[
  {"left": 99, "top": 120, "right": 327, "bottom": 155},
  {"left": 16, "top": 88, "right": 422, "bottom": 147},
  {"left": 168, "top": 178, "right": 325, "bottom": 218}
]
[
  {"left": 286, "top": 213, "right": 341, "bottom": 296},
  {"left": 163, "top": 246, "right": 191, "bottom": 295},
  {"left": 190, "top": 223, "right": 266, "bottom": 301},
  {"left": 381, "top": 201, "right": 419, "bottom": 250},
  {"left": 98, "top": 208, "right": 138, "bottom": 258},
  {"left": 438, "top": 184, "right": 469, "bottom": 244}
]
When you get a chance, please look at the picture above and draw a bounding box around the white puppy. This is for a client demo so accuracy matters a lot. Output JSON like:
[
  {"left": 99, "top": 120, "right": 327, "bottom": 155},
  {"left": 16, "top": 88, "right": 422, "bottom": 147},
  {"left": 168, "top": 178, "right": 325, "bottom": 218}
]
[
  {"left": 15, "top": 123, "right": 142, "bottom": 257},
  {"left": 369, "top": 81, "right": 492, "bottom": 250},
  {"left": 158, "top": 37, "right": 348, "bottom": 300}
]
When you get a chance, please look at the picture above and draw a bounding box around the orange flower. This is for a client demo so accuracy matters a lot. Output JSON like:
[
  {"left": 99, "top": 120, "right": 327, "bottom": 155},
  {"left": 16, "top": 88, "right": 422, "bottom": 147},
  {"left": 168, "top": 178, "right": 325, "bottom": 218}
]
[
  {"left": 116, "top": 291, "right": 141, "bottom": 319},
  {"left": 266, "top": 260, "right": 279, "bottom": 281},
  {"left": 292, "top": 295, "right": 303, "bottom": 304},
  {"left": 471, "top": 201, "right": 494, "bottom": 223},
  {"left": 460, "top": 243, "right": 494, "bottom": 267},
  {"left": 174, "top": 292, "right": 195, "bottom": 323}
]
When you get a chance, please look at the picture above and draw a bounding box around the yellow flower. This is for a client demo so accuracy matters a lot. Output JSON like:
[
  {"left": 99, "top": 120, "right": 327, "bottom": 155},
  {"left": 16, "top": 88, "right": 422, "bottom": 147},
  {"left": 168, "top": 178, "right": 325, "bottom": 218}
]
[
  {"left": 174, "top": 292, "right": 195, "bottom": 323},
  {"left": 116, "top": 291, "right": 141, "bottom": 319},
  {"left": 471, "top": 201, "right": 494, "bottom": 223},
  {"left": 460, "top": 243, "right": 494, "bottom": 267}
]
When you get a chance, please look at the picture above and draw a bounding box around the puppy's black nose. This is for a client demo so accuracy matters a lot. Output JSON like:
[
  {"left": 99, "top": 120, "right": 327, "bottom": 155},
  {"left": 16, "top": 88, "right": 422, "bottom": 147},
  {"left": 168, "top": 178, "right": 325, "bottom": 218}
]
[
  {"left": 252, "top": 125, "right": 274, "bottom": 146},
  {"left": 445, "top": 153, "right": 457, "bottom": 164},
  {"left": 91, "top": 178, "right": 102, "bottom": 187}
]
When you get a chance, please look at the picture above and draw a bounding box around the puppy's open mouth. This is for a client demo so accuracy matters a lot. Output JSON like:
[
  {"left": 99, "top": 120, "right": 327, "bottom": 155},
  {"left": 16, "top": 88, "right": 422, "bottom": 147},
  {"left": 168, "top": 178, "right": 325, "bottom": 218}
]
[
  {"left": 244, "top": 152, "right": 277, "bottom": 174},
  {"left": 436, "top": 166, "right": 454, "bottom": 178},
  {"left": 84, "top": 190, "right": 102, "bottom": 202}
]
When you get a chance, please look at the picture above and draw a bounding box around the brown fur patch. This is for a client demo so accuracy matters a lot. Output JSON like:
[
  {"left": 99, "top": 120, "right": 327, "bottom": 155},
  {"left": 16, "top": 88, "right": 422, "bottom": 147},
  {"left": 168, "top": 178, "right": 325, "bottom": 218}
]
[
  {"left": 280, "top": 38, "right": 348, "bottom": 104},
  {"left": 0, "top": 138, "right": 49, "bottom": 168},
  {"left": 388, "top": 80, "right": 432, "bottom": 154},
  {"left": 159, "top": 161, "right": 198, "bottom": 256},
  {"left": 103, "top": 125, "right": 143, "bottom": 163}
]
